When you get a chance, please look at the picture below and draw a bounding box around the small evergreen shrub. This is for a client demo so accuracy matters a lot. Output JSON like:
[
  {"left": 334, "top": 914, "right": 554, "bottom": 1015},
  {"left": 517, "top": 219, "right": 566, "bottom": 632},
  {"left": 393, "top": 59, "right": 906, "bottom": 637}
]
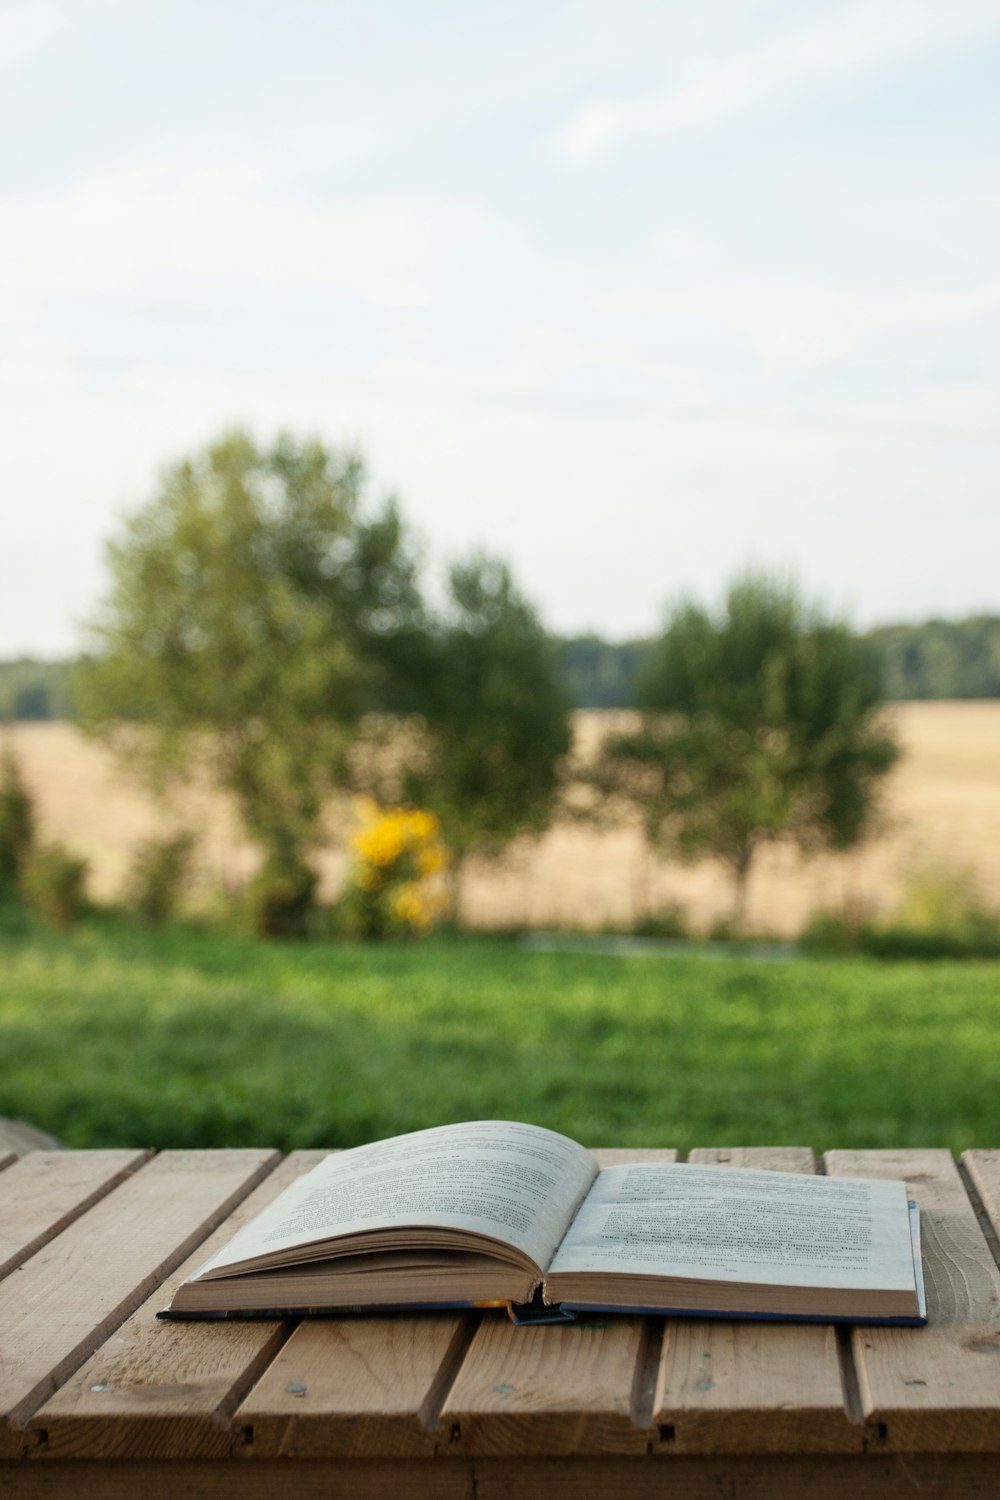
[
  {"left": 126, "top": 831, "right": 195, "bottom": 925},
  {"left": 20, "top": 843, "right": 88, "bottom": 927},
  {"left": 0, "top": 747, "right": 34, "bottom": 898},
  {"left": 861, "top": 921, "right": 1000, "bottom": 961},
  {"left": 246, "top": 855, "right": 318, "bottom": 938},
  {"left": 633, "top": 904, "right": 689, "bottom": 940},
  {"left": 801, "top": 864, "right": 1000, "bottom": 960},
  {"left": 799, "top": 911, "right": 863, "bottom": 955}
]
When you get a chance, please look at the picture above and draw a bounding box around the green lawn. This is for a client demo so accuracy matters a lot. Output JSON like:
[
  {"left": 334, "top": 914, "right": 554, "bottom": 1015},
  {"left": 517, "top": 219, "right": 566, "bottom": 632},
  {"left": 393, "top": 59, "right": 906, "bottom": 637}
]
[{"left": 1, "top": 918, "right": 999, "bottom": 1154}]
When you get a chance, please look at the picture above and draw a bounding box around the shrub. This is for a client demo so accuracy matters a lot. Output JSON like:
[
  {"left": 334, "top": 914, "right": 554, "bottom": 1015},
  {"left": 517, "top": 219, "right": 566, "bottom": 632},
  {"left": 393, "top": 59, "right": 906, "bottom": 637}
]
[
  {"left": 246, "top": 855, "right": 318, "bottom": 939},
  {"left": 20, "top": 842, "right": 88, "bottom": 927},
  {"left": 799, "top": 910, "right": 863, "bottom": 955},
  {"left": 0, "top": 747, "right": 34, "bottom": 897},
  {"left": 633, "top": 904, "right": 689, "bottom": 940},
  {"left": 860, "top": 924, "right": 1000, "bottom": 960},
  {"left": 126, "top": 831, "right": 195, "bottom": 925},
  {"left": 339, "top": 799, "right": 449, "bottom": 940},
  {"left": 801, "top": 864, "right": 1000, "bottom": 960},
  {"left": 895, "top": 865, "right": 991, "bottom": 935}
]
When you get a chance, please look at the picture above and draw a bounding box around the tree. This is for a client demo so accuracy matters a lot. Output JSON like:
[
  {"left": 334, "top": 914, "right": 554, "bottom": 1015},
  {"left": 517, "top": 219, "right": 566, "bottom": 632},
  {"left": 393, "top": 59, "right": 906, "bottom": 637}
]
[
  {"left": 76, "top": 430, "right": 424, "bottom": 928},
  {"left": 401, "top": 556, "right": 571, "bottom": 914},
  {"left": 597, "top": 574, "right": 900, "bottom": 927}
]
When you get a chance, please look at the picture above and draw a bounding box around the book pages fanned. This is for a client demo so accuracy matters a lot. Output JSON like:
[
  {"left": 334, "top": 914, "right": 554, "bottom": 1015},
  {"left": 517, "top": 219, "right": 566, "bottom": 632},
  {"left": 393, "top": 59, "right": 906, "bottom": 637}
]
[{"left": 192, "top": 1120, "right": 597, "bottom": 1282}]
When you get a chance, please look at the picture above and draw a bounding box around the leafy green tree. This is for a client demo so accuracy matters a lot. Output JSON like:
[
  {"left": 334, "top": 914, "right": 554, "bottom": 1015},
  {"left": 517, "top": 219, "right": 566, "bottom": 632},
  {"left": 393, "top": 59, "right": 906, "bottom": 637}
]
[
  {"left": 76, "top": 430, "right": 424, "bottom": 928},
  {"left": 401, "top": 556, "right": 571, "bottom": 914},
  {"left": 598, "top": 575, "right": 899, "bottom": 926}
]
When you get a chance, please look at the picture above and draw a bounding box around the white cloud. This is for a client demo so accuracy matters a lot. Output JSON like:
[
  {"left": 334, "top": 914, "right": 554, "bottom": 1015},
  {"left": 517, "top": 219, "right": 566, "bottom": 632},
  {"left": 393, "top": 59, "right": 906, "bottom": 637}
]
[
  {"left": 373, "top": 325, "right": 697, "bottom": 405},
  {"left": 0, "top": 0, "right": 137, "bottom": 75},
  {"left": 597, "top": 281, "right": 1000, "bottom": 371},
  {"left": 0, "top": 158, "right": 506, "bottom": 312},
  {"left": 555, "top": 0, "right": 1000, "bottom": 161}
]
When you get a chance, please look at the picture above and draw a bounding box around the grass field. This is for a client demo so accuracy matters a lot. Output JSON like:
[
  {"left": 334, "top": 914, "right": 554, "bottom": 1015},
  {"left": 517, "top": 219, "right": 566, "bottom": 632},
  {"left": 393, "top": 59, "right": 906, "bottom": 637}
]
[{"left": 3, "top": 918, "right": 999, "bottom": 1154}]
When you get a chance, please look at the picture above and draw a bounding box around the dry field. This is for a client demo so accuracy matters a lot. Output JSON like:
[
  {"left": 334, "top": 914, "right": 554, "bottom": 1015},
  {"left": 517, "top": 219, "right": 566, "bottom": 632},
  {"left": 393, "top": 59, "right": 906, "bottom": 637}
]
[{"left": 6, "top": 703, "right": 1000, "bottom": 936}]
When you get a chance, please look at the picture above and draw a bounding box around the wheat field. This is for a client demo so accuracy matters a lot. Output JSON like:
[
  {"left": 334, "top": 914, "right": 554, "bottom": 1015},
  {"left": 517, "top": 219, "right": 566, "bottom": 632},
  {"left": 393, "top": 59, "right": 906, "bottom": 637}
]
[{"left": 6, "top": 702, "right": 1000, "bottom": 936}]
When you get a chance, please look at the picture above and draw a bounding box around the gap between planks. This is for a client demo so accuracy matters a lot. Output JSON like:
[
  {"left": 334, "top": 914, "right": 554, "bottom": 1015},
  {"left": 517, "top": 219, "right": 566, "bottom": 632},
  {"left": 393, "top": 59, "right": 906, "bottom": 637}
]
[
  {"left": 13, "top": 1143, "right": 1000, "bottom": 1463},
  {"left": 439, "top": 1149, "right": 679, "bottom": 1458},
  {"left": 652, "top": 1147, "right": 868, "bottom": 1455},
  {"left": 826, "top": 1148, "right": 1000, "bottom": 1453},
  {"left": 0, "top": 1149, "right": 284, "bottom": 1459},
  {"left": 0, "top": 1150, "right": 150, "bottom": 1284},
  {"left": 28, "top": 1151, "right": 331, "bottom": 1461}
]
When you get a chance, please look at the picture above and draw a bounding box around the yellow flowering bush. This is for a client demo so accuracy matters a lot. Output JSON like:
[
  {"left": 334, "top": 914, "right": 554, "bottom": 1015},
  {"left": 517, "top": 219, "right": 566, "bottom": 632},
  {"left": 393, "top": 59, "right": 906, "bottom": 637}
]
[{"left": 342, "top": 799, "right": 450, "bottom": 938}]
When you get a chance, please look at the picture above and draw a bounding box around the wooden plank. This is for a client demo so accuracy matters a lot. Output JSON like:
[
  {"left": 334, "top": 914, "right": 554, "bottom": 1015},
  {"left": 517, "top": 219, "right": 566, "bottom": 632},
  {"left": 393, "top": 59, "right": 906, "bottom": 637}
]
[
  {"left": 440, "top": 1149, "right": 678, "bottom": 1456},
  {"left": 442, "top": 1310, "right": 656, "bottom": 1457},
  {"left": 238, "top": 1312, "right": 473, "bottom": 1457},
  {"left": 4, "top": 1457, "right": 1000, "bottom": 1500},
  {"left": 0, "top": 1151, "right": 148, "bottom": 1283},
  {"left": 653, "top": 1147, "right": 862, "bottom": 1453},
  {"left": 826, "top": 1148, "right": 1000, "bottom": 1451},
  {"left": 30, "top": 1151, "right": 328, "bottom": 1460},
  {"left": 0, "top": 1121, "right": 62, "bottom": 1155},
  {"left": 0, "top": 1148, "right": 278, "bottom": 1459},
  {"left": 0, "top": 1457, "right": 474, "bottom": 1499},
  {"left": 686, "top": 1147, "right": 817, "bottom": 1172},
  {"left": 961, "top": 1149, "right": 1000, "bottom": 1266},
  {"left": 474, "top": 1453, "right": 1000, "bottom": 1499}
]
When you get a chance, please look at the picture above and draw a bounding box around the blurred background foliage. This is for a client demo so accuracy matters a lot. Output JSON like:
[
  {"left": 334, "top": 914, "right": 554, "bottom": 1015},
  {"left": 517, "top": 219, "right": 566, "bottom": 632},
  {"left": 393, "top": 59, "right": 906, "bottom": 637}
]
[
  {"left": 1, "top": 426, "right": 997, "bottom": 955},
  {"left": 7, "top": 615, "right": 1000, "bottom": 723}
]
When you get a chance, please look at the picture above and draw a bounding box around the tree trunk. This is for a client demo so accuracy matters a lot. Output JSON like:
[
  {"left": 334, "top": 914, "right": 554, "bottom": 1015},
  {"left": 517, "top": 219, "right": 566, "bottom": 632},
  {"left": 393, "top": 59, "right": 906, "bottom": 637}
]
[
  {"left": 632, "top": 836, "right": 653, "bottom": 929},
  {"left": 730, "top": 849, "right": 754, "bottom": 932},
  {"left": 446, "top": 851, "right": 466, "bottom": 931}
]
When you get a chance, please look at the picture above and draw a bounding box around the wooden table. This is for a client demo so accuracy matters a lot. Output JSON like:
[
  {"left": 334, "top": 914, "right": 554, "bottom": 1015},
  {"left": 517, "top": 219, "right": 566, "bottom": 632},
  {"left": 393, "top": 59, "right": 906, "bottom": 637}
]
[{"left": 3, "top": 1145, "right": 1000, "bottom": 1498}]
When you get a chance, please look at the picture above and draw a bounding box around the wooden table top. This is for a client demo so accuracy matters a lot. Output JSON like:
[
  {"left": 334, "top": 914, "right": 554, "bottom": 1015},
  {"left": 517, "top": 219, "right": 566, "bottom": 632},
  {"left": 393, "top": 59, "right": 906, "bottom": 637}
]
[{"left": 3, "top": 1145, "right": 1000, "bottom": 1499}]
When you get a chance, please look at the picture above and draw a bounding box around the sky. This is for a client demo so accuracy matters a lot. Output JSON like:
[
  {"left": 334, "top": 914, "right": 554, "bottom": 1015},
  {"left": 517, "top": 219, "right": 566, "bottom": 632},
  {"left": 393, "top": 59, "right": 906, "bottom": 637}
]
[{"left": 3, "top": 0, "right": 1000, "bottom": 655}]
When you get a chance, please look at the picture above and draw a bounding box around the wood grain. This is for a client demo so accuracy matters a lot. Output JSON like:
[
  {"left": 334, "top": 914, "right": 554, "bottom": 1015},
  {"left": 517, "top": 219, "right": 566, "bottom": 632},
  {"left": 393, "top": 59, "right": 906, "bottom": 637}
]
[
  {"left": 0, "top": 1151, "right": 148, "bottom": 1284},
  {"left": 652, "top": 1147, "right": 862, "bottom": 1453},
  {"left": 440, "top": 1149, "right": 677, "bottom": 1456},
  {"left": 961, "top": 1149, "right": 1000, "bottom": 1272},
  {"left": 0, "top": 1457, "right": 474, "bottom": 1499},
  {"left": 237, "top": 1312, "right": 472, "bottom": 1457},
  {"left": 29, "top": 1151, "right": 327, "bottom": 1460},
  {"left": 8, "top": 1145, "right": 1000, "bottom": 1487},
  {"left": 0, "top": 1149, "right": 278, "bottom": 1459},
  {"left": 473, "top": 1453, "right": 1000, "bottom": 1499},
  {"left": 826, "top": 1148, "right": 1000, "bottom": 1451},
  {"left": 4, "top": 1455, "right": 1000, "bottom": 1500},
  {"left": 441, "top": 1310, "right": 655, "bottom": 1456}
]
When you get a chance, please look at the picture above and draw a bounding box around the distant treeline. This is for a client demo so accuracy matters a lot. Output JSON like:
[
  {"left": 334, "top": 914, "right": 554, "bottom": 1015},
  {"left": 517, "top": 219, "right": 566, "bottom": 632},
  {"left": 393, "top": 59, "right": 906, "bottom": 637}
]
[
  {"left": 0, "top": 657, "right": 77, "bottom": 721},
  {"left": 867, "top": 617, "right": 1000, "bottom": 701},
  {"left": 4, "top": 614, "right": 1000, "bottom": 719},
  {"left": 557, "top": 617, "right": 1000, "bottom": 708}
]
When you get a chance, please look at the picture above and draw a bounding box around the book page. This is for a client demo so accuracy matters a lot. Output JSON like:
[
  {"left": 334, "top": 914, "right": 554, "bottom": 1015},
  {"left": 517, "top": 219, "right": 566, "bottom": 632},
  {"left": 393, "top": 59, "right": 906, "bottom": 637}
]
[
  {"left": 547, "top": 1164, "right": 917, "bottom": 1291},
  {"left": 196, "top": 1121, "right": 597, "bottom": 1279}
]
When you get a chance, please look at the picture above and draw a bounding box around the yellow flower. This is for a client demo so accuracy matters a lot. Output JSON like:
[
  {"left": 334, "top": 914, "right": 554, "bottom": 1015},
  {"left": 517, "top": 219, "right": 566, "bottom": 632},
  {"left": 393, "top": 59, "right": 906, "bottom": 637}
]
[
  {"left": 392, "top": 881, "right": 430, "bottom": 931},
  {"left": 348, "top": 800, "right": 450, "bottom": 935},
  {"left": 417, "top": 845, "right": 447, "bottom": 876}
]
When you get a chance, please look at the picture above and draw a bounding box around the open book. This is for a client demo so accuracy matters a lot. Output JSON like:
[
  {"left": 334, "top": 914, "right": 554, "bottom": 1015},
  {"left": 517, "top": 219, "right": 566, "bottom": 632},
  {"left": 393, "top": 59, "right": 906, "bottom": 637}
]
[{"left": 162, "top": 1121, "right": 926, "bottom": 1325}]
